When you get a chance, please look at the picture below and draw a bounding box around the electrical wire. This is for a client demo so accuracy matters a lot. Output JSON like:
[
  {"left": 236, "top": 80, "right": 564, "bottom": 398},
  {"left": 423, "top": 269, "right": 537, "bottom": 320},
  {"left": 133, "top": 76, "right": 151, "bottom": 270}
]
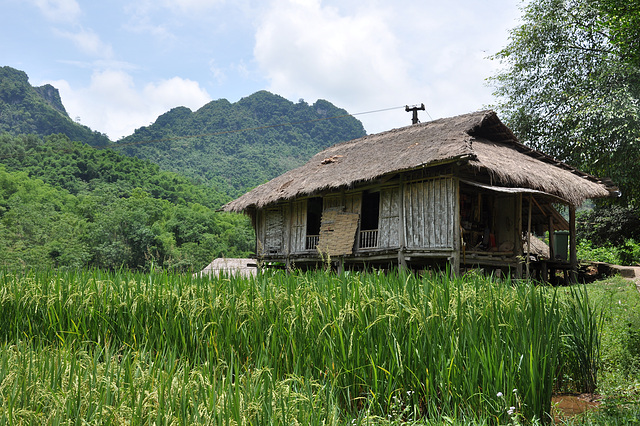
[
  {"left": 0, "top": 104, "right": 411, "bottom": 159},
  {"left": 101, "top": 105, "right": 407, "bottom": 150}
]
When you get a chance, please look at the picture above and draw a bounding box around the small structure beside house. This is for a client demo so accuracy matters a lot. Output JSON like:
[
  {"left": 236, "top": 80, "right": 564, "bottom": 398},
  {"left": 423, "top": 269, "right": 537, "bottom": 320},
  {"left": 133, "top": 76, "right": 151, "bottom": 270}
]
[
  {"left": 222, "top": 110, "right": 618, "bottom": 280},
  {"left": 196, "top": 258, "right": 257, "bottom": 278}
]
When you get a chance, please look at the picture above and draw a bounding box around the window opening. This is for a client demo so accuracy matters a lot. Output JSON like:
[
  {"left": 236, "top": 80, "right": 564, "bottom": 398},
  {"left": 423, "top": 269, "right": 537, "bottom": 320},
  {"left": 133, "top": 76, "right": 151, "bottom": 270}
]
[
  {"left": 360, "top": 191, "right": 380, "bottom": 248},
  {"left": 306, "top": 197, "right": 323, "bottom": 250}
]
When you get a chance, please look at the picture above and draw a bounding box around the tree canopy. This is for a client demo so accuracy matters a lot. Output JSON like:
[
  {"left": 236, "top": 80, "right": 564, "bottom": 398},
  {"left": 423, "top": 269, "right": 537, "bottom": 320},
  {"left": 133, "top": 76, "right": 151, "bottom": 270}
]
[
  {"left": 490, "top": 0, "right": 640, "bottom": 204},
  {"left": 0, "top": 134, "right": 253, "bottom": 271}
]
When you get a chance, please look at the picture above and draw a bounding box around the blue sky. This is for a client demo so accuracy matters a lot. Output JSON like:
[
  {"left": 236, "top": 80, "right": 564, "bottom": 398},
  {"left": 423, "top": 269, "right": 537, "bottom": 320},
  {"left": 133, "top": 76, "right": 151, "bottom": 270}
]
[{"left": 2, "top": 0, "right": 521, "bottom": 140}]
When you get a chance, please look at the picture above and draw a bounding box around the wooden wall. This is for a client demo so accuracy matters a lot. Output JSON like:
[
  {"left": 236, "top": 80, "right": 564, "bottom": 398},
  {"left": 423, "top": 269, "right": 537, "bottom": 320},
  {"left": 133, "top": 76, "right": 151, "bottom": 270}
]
[
  {"left": 403, "top": 177, "right": 456, "bottom": 250},
  {"left": 291, "top": 200, "right": 306, "bottom": 253},
  {"left": 258, "top": 206, "right": 284, "bottom": 255},
  {"left": 379, "top": 187, "right": 400, "bottom": 248},
  {"left": 255, "top": 176, "right": 458, "bottom": 258}
]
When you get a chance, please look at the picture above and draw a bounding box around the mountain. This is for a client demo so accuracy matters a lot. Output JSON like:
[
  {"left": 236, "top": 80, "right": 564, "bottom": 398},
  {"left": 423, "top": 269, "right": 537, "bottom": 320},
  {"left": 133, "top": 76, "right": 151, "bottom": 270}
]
[
  {"left": 116, "top": 91, "right": 366, "bottom": 196},
  {"left": 0, "top": 66, "right": 367, "bottom": 198},
  {"left": 0, "top": 66, "right": 111, "bottom": 146},
  {"left": 0, "top": 66, "right": 366, "bottom": 270}
]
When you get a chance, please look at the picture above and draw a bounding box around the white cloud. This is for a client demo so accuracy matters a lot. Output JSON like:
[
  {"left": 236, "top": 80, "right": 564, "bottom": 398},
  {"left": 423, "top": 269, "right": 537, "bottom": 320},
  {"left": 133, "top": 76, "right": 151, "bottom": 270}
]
[
  {"left": 208, "top": 60, "right": 227, "bottom": 85},
  {"left": 163, "top": 0, "right": 227, "bottom": 13},
  {"left": 54, "top": 27, "right": 115, "bottom": 59},
  {"left": 143, "top": 77, "right": 212, "bottom": 110},
  {"left": 48, "top": 70, "right": 211, "bottom": 140},
  {"left": 31, "top": 0, "right": 81, "bottom": 23},
  {"left": 122, "top": 1, "right": 176, "bottom": 41},
  {"left": 254, "top": 0, "right": 520, "bottom": 133},
  {"left": 254, "top": 0, "right": 416, "bottom": 130}
]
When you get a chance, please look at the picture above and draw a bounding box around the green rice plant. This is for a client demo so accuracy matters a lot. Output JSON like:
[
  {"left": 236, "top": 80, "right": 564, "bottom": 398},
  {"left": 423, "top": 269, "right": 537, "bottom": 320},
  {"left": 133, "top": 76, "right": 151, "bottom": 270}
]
[
  {"left": 558, "top": 284, "right": 602, "bottom": 394},
  {"left": 0, "top": 267, "right": 602, "bottom": 424},
  {"left": 0, "top": 341, "right": 343, "bottom": 425}
]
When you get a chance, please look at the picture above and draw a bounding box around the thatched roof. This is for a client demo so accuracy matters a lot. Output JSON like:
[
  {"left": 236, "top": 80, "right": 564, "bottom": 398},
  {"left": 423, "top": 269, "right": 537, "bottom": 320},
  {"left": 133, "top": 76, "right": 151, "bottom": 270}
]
[{"left": 223, "top": 110, "right": 617, "bottom": 212}]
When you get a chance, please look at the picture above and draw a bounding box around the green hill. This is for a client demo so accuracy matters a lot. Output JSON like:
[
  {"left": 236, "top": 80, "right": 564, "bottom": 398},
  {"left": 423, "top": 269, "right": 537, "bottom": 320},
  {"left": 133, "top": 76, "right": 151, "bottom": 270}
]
[
  {"left": 117, "top": 91, "right": 366, "bottom": 196},
  {"left": 0, "top": 66, "right": 111, "bottom": 146},
  {"left": 0, "top": 133, "right": 252, "bottom": 271}
]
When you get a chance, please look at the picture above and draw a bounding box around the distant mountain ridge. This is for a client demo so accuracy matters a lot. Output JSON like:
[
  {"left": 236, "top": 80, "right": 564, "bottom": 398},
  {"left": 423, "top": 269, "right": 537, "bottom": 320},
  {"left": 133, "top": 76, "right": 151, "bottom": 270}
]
[
  {"left": 0, "top": 65, "right": 366, "bottom": 197},
  {"left": 116, "top": 91, "right": 366, "bottom": 196},
  {"left": 0, "top": 66, "right": 110, "bottom": 146}
]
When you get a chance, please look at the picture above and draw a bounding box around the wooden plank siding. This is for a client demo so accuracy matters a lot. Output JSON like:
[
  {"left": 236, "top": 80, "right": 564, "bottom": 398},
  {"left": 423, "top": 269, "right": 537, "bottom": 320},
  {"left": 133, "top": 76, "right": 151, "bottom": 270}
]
[
  {"left": 323, "top": 193, "right": 362, "bottom": 214},
  {"left": 291, "top": 200, "right": 307, "bottom": 253},
  {"left": 345, "top": 193, "right": 362, "bottom": 215},
  {"left": 403, "top": 177, "right": 456, "bottom": 250},
  {"left": 264, "top": 206, "right": 284, "bottom": 255},
  {"left": 379, "top": 187, "right": 400, "bottom": 248},
  {"left": 256, "top": 178, "right": 457, "bottom": 261}
]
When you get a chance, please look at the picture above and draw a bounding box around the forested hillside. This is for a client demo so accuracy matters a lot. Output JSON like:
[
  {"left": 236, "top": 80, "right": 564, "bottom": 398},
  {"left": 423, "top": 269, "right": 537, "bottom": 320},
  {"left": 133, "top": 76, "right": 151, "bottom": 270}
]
[
  {"left": 0, "top": 66, "right": 367, "bottom": 271},
  {"left": 117, "top": 91, "right": 366, "bottom": 196},
  {"left": 0, "top": 133, "right": 253, "bottom": 271},
  {"left": 0, "top": 66, "right": 111, "bottom": 147}
]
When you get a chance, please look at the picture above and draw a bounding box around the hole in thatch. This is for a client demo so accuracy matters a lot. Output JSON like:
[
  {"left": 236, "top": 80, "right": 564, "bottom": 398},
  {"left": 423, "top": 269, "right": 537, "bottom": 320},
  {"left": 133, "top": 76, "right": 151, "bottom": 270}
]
[
  {"left": 321, "top": 155, "right": 343, "bottom": 165},
  {"left": 278, "top": 179, "right": 293, "bottom": 192}
]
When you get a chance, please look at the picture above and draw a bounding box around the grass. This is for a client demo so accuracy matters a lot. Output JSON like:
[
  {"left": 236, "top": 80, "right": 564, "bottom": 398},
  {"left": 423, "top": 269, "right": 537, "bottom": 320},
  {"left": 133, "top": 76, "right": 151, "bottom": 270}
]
[{"left": 0, "top": 268, "right": 638, "bottom": 424}]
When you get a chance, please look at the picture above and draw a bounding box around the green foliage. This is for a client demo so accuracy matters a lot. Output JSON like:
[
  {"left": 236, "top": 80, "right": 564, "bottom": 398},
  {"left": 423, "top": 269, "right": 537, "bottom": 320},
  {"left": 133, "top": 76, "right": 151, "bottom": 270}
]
[
  {"left": 577, "top": 238, "right": 640, "bottom": 266},
  {"left": 0, "top": 66, "right": 111, "bottom": 146},
  {"left": 490, "top": 0, "right": 640, "bottom": 204},
  {"left": 117, "top": 91, "right": 366, "bottom": 196},
  {"left": 0, "top": 133, "right": 227, "bottom": 208},
  {"left": 559, "top": 285, "right": 602, "bottom": 393},
  {"left": 0, "top": 162, "right": 253, "bottom": 272},
  {"left": 576, "top": 204, "right": 640, "bottom": 265},
  {"left": 577, "top": 204, "right": 640, "bottom": 246},
  {"left": 596, "top": 0, "right": 640, "bottom": 67},
  {"left": 578, "top": 277, "right": 640, "bottom": 423}
]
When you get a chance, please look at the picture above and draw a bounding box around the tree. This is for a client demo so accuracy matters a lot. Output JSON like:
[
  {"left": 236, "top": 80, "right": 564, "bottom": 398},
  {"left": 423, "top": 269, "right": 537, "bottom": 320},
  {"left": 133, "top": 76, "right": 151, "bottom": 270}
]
[
  {"left": 596, "top": 0, "right": 640, "bottom": 67},
  {"left": 489, "top": 0, "right": 640, "bottom": 204}
]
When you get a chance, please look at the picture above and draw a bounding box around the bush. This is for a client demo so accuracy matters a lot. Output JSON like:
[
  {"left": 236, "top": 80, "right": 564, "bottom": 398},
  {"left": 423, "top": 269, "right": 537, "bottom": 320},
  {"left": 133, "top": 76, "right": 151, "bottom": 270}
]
[
  {"left": 578, "top": 205, "right": 640, "bottom": 246},
  {"left": 577, "top": 239, "right": 640, "bottom": 266}
]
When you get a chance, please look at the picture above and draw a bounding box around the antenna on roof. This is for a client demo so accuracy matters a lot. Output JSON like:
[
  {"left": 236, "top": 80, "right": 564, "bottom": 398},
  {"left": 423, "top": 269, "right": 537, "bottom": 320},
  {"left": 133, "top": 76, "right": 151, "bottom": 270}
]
[{"left": 405, "top": 103, "right": 425, "bottom": 125}]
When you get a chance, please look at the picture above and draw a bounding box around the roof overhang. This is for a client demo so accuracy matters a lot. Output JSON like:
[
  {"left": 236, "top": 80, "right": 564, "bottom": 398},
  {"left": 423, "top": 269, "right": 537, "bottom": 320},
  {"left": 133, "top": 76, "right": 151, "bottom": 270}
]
[
  {"left": 460, "top": 179, "right": 570, "bottom": 204},
  {"left": 460, "top": 180, "right": 570, "bottom": 230}
]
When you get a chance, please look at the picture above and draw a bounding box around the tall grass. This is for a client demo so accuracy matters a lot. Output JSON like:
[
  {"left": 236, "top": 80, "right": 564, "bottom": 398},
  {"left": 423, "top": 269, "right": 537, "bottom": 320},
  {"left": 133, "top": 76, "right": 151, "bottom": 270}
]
[{"left": 0, "top": 268, "right": 600, "bottom": 424}]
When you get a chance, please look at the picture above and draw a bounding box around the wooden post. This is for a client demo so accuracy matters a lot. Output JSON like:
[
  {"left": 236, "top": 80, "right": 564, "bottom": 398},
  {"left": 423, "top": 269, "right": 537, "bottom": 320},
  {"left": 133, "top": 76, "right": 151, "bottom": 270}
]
[
  {"left": 548, "top": 216, "right": 555, "bottom": 260},
  {"left": 526, "top": 195, "right": 532, "bottom": 279},
  {"left": 450, "top": 178, "right": 461, "bottom": 276},
  {"left": 398, "top": 176, "right": 408, "bottom": 270},
  {"left": 569, "top": 205, "right": 578, "bottom": 284},
  {"left": 515, "top": 194, "right": 523, "bottom": 279}
]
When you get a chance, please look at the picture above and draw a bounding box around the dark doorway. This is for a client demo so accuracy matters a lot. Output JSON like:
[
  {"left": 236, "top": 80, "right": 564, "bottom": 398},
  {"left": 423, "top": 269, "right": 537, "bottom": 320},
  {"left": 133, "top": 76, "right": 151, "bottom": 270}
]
[
  {"left": 307, "top": 197, "right": 323, "bottom": 235},
  {"left": 361, "top": 191, "right": 380, "bottom": 230}
]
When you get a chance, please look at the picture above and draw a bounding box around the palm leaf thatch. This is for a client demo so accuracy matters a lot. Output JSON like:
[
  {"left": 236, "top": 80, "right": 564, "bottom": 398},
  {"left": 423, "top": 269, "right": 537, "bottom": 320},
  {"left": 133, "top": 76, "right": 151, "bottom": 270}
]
[{"left": 223, "top": 110, "right": 616, "bottom": 212}]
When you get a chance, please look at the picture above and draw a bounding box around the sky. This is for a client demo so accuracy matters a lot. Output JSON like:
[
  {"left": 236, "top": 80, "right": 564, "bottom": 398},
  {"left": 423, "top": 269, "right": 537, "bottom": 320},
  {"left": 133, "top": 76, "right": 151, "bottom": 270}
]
[{"left": 2, "top": 0, "right": 522, "bottom": 141}]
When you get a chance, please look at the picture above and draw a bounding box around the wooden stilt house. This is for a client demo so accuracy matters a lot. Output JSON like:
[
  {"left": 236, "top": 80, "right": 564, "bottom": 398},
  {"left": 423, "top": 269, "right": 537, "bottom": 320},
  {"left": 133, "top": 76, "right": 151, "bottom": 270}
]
[{"left": 222, "top": 110, "right": 618, "bottom": 279}]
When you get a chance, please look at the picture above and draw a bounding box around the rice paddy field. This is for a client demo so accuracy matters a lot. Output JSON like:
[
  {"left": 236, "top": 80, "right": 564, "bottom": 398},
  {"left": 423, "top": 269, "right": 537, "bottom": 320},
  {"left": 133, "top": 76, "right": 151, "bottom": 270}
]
[{"left": 0, "top": 268, "right": 639, "bottom": 425}]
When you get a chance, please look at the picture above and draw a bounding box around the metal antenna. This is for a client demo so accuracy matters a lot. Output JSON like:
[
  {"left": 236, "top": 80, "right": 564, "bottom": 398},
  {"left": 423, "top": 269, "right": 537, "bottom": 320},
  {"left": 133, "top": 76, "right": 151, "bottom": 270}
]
[{"left": 405, "top": 103, "right": 425, "bottom": 125}]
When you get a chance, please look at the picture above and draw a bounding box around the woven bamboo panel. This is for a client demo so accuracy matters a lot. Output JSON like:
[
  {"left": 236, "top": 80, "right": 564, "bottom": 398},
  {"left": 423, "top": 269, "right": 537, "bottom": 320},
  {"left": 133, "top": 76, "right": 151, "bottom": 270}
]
[{"left": 316, "top": 209, "right": 360, "bottom": 256}]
